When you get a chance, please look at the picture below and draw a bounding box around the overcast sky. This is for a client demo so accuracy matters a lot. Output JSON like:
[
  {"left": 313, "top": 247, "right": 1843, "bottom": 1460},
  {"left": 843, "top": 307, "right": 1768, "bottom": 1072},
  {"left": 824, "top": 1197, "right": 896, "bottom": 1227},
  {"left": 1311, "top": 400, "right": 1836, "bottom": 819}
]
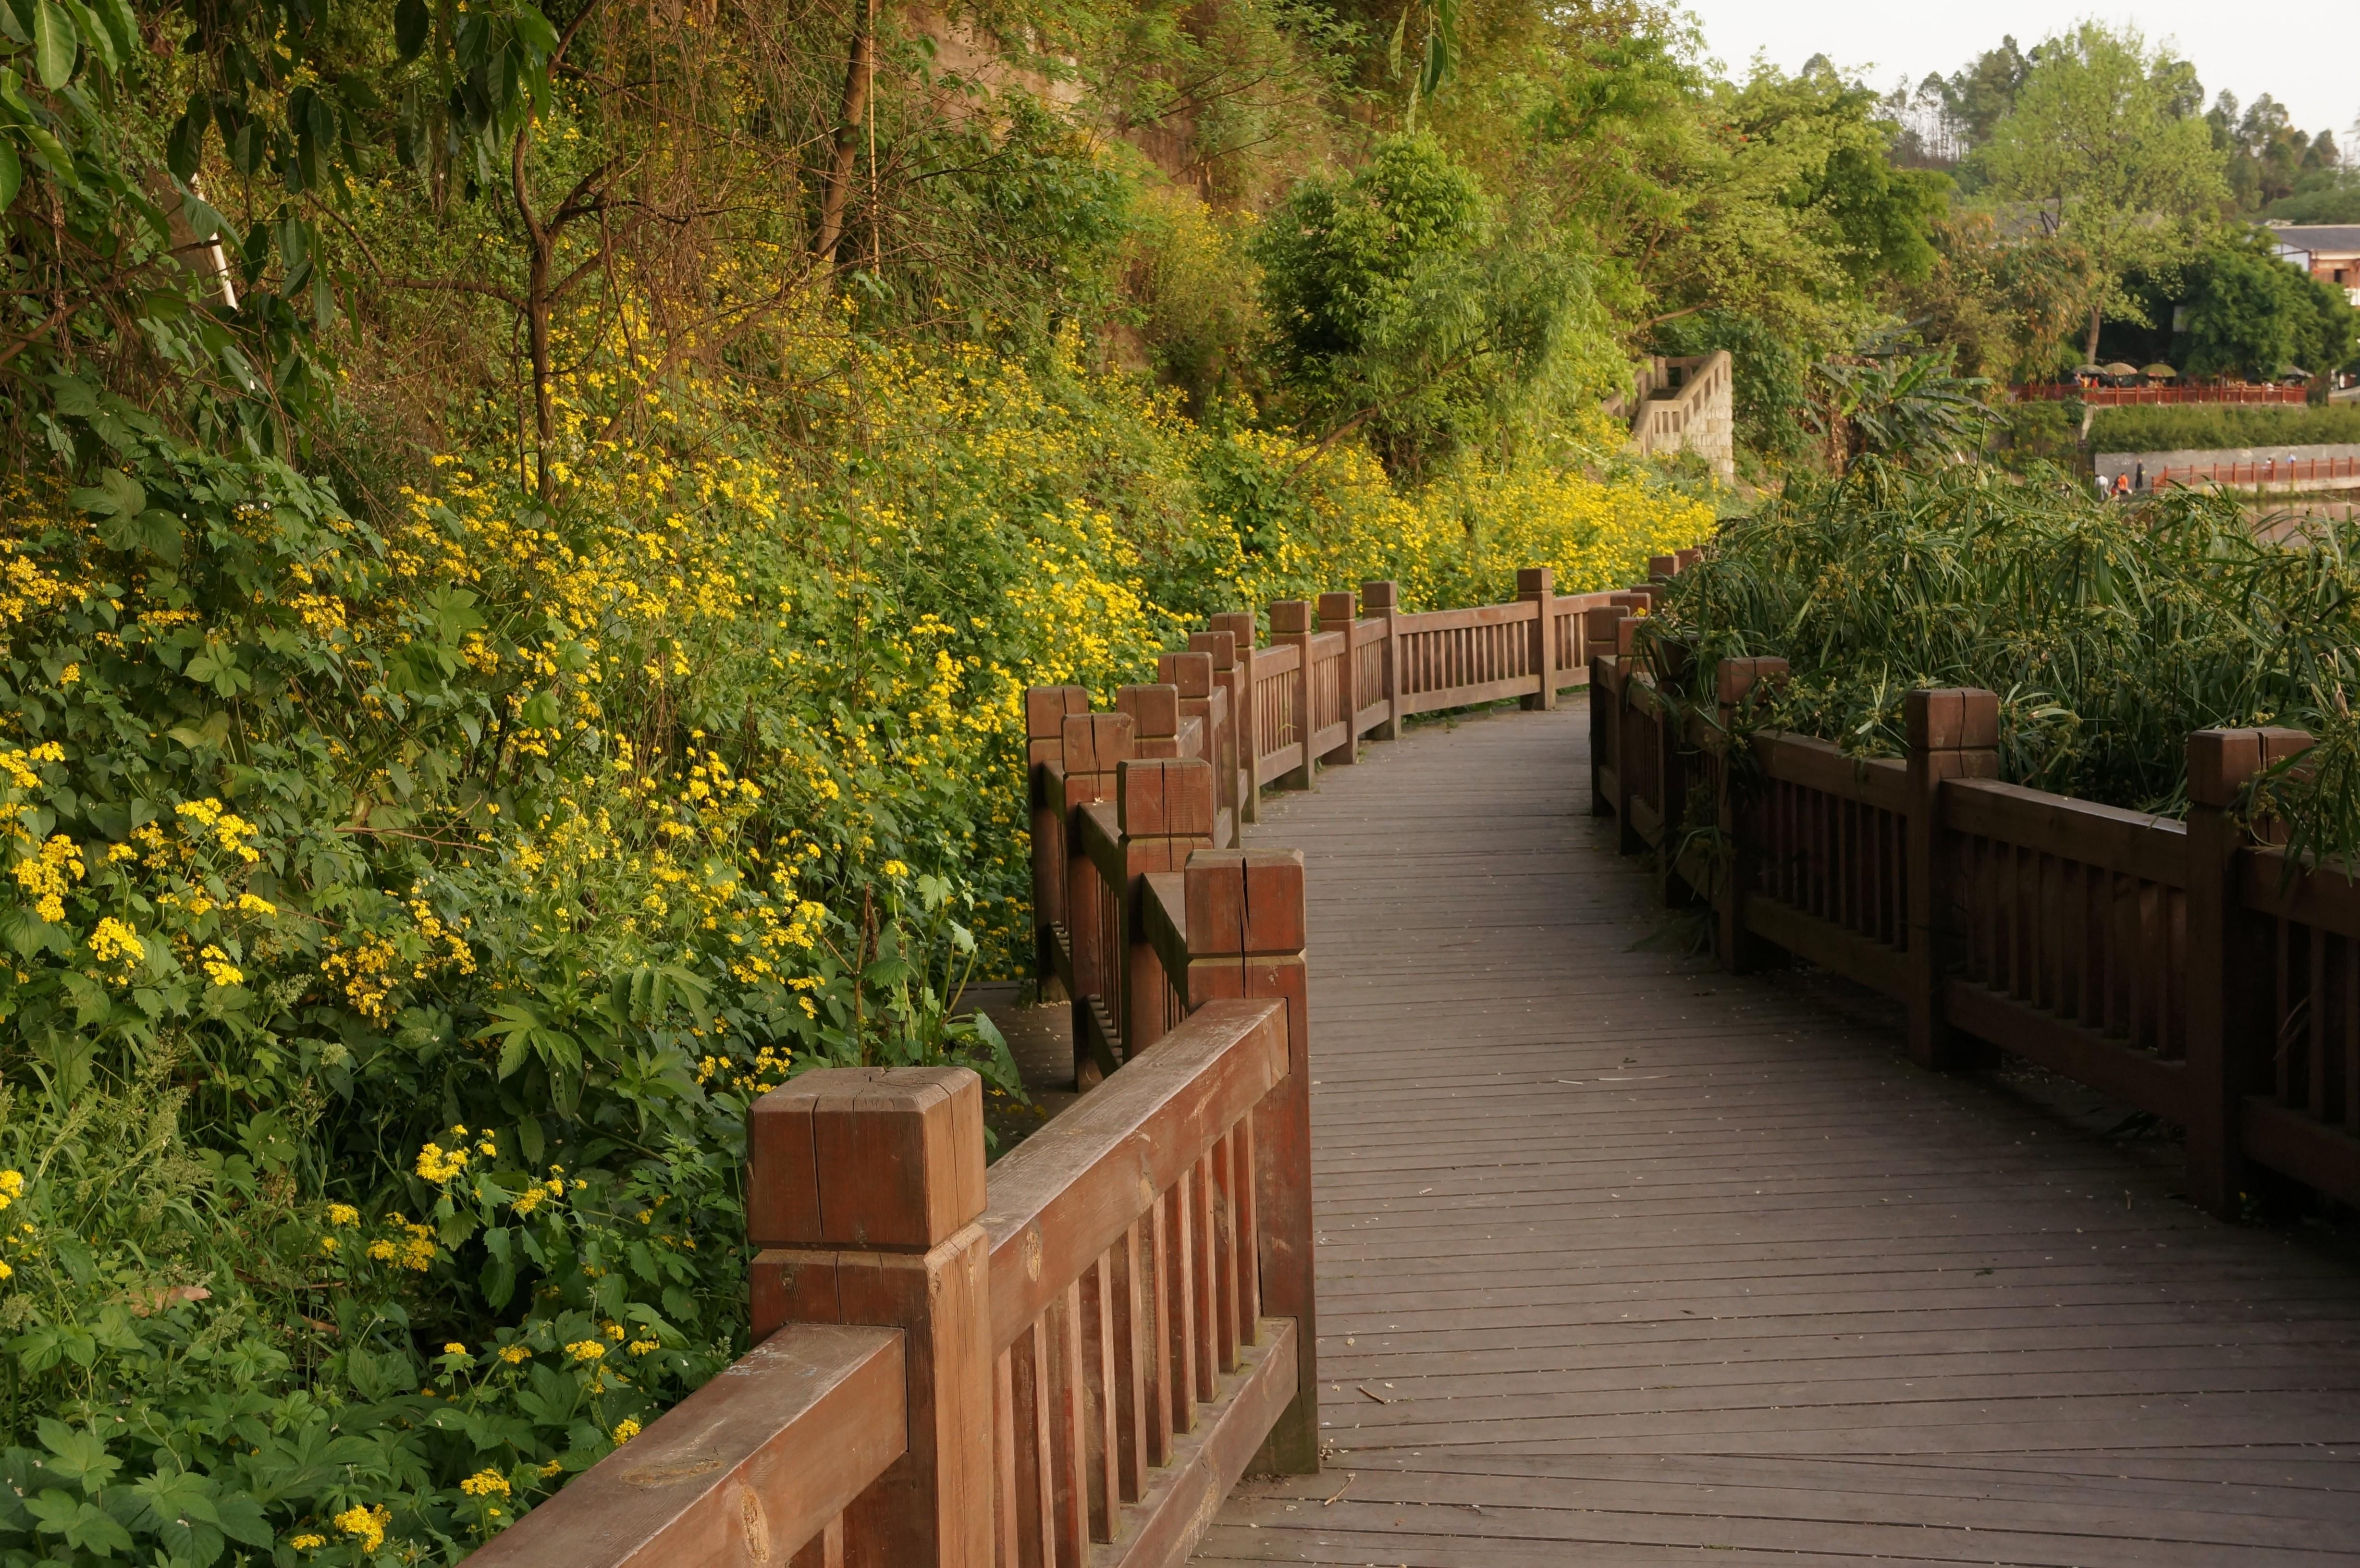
[{"left": 1677, "top": 1, "right": 2357, "bottom": 147}]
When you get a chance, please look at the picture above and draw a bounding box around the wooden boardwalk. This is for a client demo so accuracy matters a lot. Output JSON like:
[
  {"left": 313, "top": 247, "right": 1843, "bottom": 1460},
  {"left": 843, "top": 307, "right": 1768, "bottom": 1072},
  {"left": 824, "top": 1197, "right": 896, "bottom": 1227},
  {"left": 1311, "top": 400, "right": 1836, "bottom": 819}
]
[{"left": 1196, "top": 698, "right": 2360, "bottom": 1567}]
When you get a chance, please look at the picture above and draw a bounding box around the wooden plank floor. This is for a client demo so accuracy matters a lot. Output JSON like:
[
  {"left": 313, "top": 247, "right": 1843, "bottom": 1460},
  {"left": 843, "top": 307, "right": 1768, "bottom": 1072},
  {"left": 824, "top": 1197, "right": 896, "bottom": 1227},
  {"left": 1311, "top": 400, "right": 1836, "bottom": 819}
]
[{"left": 1194, "top": 698, "right": 2360, "bottom": 1567}]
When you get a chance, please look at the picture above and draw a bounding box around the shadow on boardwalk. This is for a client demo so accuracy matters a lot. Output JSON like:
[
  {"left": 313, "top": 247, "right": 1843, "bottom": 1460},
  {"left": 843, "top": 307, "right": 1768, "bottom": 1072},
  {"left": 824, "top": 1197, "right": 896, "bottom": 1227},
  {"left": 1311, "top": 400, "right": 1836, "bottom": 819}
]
[{"left": 1195, "top": 697, "right": 2360, "bottom": 1567}]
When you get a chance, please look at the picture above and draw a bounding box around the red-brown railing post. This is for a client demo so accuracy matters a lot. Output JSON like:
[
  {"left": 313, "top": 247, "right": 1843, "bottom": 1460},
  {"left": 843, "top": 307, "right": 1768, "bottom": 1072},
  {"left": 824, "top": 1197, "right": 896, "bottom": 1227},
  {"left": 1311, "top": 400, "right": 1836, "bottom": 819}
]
[
  {"left": 747, "top": 1068, "right": 994, "bottom": 1568},
  {"left": 2185, "top": 727, "right": 2312, "bottom": 1217},
  {"left": 1118, "top": 683, "right": 1182, "bottom": 759},
  {"left": 1316, "top": 590, "right": 1359, "bottom": 765},
  {"left": 1118, "top": 757, "right": 1216, "bottom": 1055},
  {"left": 1518, "top": 567, "right": 1556, "bottom": 711},
  {"left": 1268, "top": 600, "right": 1315, "bottom": 791},
  {"left": 1063, "top": 711, "right": 1135, "bottom": 1066},
  {"left": 1181, "top": 848, "right": 1317, "bottom": 1474},
  {"left": 1027, "top": 686, "right": 1088, "bottom": 994},
  {"left": 1586, "top": 604, "right": 1628, "bottom": 818},
  {"left": 1713, "top": 657, "right": 1786, "bottom": 972},
  {"left": 1210, "top": 612, "right": 1260, "bottom": 823},
  {"left": 1903, "top": 689, "right": 1999, "bottom": 1070},
  {"left": 1363, "top": 580, "right": 1401, "bottom": 740},
  {"left": 1160, "top": 649, "right": 1230, "bottom": 846},
  {"left": 1613, "top": 615, "right": 1647, "bottom": 855},
  {"left": 1190, "top": 628, "right": 1246, "bottom": 840}
]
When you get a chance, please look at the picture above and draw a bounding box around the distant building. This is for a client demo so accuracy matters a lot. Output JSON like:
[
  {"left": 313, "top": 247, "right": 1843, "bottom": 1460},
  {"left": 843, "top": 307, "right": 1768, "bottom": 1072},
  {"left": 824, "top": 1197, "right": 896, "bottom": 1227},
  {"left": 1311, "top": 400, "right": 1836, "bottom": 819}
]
[{"left": 2268, "top": 223, "right": 2360, "bottom": 306}]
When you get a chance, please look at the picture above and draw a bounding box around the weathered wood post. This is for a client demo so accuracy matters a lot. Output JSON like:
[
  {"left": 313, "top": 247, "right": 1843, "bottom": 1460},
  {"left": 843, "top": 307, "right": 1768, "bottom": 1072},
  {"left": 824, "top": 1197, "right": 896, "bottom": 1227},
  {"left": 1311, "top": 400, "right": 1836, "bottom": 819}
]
[
  {"left": 747, "top": 1068, "right": 994, "bottom": 1568},
  {"left": 1118, "top": 757, "right": 1216, "bottom": 1055},
  {"left": 1903, "top": 688, "right": 1999, "bottom": 1070},
  {"left": 1210, "top": 612, "right": 1260, "bottom": 822},
  {"left": 1585, "top": 603, "right": 1628, "bottom": 818},
  {"left": 1268, "top": 600, "right": 1315, "bottom": 791},
  {"left": 1712, "top": 657, "right": 1786, "bottom": 972},
  {"left": 1652, "top": 634, "right": 1694, "bottom": 903},
  {"left": 1648, "top": 553, "right": 1677, "bottom": 583},
  {"left": 1118, "top": 683, "right": 1182, "bottom": 759},
  {"left": 1181, "top": 847, "right": 1317, "bottom": 1474},
  {"left": 1316, "top": 590, "right": 1359, "bottom": 765},
  {"left": 1189, "top": 629, "right": 1246, "bottom": 841},
  {"left": 1027, "top": 686, "right": 1089, "bottom": 994},
  {"left": 2185, "top": 727, "right": 2312, "bottom": 1217},
  {"left": 1363, "top": 580, "right": 1401, "bottom": 740},
  {"left": 1518, "top": 567, "right": 1556, "bottom": 711},
  {"left": 1159, "top": 650, "right": 1231, "bottom": 847},
  {"left": 1062, "top": 711, "right": 1134, "bottom": 1066},
  {"left": 1613, "top": 614, "right": 1647, "bottom": 856}
]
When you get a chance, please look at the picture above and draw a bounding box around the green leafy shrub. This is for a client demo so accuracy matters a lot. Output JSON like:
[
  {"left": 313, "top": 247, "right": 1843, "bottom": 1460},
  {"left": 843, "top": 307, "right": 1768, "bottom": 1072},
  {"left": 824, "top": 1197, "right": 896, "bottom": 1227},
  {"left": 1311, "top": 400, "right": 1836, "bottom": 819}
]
[{"left": 2089, "top": 403, "right": 2360, "bottom": 453}]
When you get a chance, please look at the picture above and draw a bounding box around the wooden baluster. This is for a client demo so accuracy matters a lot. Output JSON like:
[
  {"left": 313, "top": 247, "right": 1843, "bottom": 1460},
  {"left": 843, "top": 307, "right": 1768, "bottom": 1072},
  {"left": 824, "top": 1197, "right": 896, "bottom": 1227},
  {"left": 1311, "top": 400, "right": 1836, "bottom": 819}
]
[
  {"left": 1903, "top": 689, "right": 1999, "bottom": 1071},
  {"left": 1107, "top": 1225, "right": 1148, "bottom": 1502},
  {"left": 1076, "top": 1256, "right": 1119, "bottom": 1541},
  {"left": 1010, "top": 1321, "right": 1055, "bottom": 1567},
  {"left": 1045, "top": 1284, "right": 1087, "bottom": 1565},
  {"left": 992, "top": 1352, "right": 1020, "bottom": 1568},
  {"left": 1190, "top": 1152, "right": 1220, "bottom": 1393},
  {"left": 1161, "top": 1179, "right": 1197, "bottom": 1434},
  {"left": 745, "top": 1067, "right": 993, "bottom": 1568},
  {"left": 1614, "top": 614, "right": 1646, "bottom": 855},
  {"left": 1231, "top": 1115, "right": 1261, "bottom": 1342},
  {"left": 1139, "top": 1201, "right": 1173, "bottom": 1468}
]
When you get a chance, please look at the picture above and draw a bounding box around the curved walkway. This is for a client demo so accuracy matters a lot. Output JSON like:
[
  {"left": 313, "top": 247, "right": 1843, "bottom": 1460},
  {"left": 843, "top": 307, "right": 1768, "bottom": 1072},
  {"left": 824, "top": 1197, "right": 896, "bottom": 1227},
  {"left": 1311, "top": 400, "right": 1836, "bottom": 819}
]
[{"left": 1195, "top": 698, "right": 2360, "bottom": 1566}]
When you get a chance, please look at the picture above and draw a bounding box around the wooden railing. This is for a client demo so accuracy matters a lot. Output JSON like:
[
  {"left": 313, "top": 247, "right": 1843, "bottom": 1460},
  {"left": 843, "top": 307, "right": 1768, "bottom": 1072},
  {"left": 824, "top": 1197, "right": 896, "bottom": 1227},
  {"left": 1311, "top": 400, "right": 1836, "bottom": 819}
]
[
  {"left": 2153, "top": 455, "right": 2360, "bottom": 490},
  {"left": 1592, "top": 562, "right": 2360, "bottom": 1218},
  {"left": 472, "top": 564, "right": 1691, "bottom": 1567},
  {"left": 2016, "top": 383, "right": 2309, "bottom": 405}
]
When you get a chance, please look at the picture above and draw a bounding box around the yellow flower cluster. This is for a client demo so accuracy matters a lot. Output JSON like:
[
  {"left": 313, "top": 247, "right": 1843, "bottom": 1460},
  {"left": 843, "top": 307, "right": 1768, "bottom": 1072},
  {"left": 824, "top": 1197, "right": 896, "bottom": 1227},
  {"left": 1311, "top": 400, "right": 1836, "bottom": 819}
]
[
  {"left": 365, "top": 1218, "right": 439, "bottom": 1271},
  {"left": 460, "top": 1469, "right": 511, "bottom": 1498},
  {"left": 86, "top": 917, "right": 143, "bottom": 968},
  {"left": 172, "top": 798, "right": 262, "bottom": 864},
  {"left": 333, "top": 1504, "right": 388, "bottom": 1553},
  {"left": 12, "top": 834, "right": 83, "bottom": 923}
]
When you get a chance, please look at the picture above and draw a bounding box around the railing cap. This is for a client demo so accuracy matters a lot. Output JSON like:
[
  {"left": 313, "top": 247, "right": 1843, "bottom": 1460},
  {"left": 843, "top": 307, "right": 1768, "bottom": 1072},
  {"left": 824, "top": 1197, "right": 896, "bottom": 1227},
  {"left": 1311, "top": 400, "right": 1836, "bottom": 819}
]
[
  {"left": 1316, "top": 590, "right": 1357, "bottom": 630},
  {"left": 1360, "top": 579, "right": 1399, "bottom": 610},
  {"left": 1516, "top": 566, "right": 1554, "bottom": 596},
  {"left": 1157, "top": 649, "right": 1214, "bottom": 698},
  {"left": 747, "top": 1066, "right": 986, "bottom": 1250},
  {"left": 1024, "top": 685, "right": 1088, "bottom": 740},
  {"left": 1187, "top": 627, "right": 1238, "bottom": 670},
  {"left": 1184, "top": 847, "right": 1306, "bottom": 957},
  {"left": 1209, "top": 610, "right": 1258, "bottom": 649},
  {"left": 1116, "top": 683, "right": 1180, "bottom": 738},
  {"left": 1119, "top": 756, "right": 1215, "bottom": 839},
  {"left": 2188, "top": 726, "right": 2315, "bottom": 808},
  {"left": 1268, "top": 600, "right": 1312, "bottom": 636},
  {"left": 1714, "top": 656, "right": 1789, "bottom": 708},
  {"left": 1904, "top": 688, "right": 2000, "bottom": 752},
  {"left": 1061, "top": 710, "right": 1136, "bottom": 773}
]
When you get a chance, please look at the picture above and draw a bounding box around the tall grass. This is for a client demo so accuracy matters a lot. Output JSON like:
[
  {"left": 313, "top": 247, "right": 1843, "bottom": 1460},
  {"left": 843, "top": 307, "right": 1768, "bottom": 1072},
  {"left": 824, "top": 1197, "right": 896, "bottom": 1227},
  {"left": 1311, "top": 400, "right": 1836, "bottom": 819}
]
[{"left": 1657, "top": 461, "right": 2360, "bottom": 858}]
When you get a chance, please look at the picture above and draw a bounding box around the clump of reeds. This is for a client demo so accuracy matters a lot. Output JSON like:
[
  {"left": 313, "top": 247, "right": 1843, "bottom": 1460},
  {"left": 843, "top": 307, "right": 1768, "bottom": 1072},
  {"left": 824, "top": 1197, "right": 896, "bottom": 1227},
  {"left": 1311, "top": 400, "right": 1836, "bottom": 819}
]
[{"left": 1657, "top": 460, "right": 2360, "bottom": 862}]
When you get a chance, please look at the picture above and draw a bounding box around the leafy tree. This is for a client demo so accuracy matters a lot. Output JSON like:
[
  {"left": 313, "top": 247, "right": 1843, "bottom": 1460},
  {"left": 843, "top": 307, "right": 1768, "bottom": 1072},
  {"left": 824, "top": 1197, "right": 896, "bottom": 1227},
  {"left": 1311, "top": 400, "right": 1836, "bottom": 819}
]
[
  {"left": 1885, "top": 211, "right": 2094, "bottom": 382},
  {"left": 1974, "top": 22, "right": 2226, "bottom": 362},
  {"left": 1253, "top": 131, "right": 1582, "bottom": 476},
  {"left": 2179, "top": 239, "right": 2360, "bottom": 380}
]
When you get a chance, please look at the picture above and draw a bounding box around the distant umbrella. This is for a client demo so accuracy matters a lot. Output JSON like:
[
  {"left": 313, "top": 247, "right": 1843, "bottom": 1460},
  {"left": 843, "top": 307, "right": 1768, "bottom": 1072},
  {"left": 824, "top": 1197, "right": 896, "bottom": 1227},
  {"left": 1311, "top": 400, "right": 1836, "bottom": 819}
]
[
  {"left": 2142, "top": 363, "right": 2176, "bottom": 379},
  {"left": 2103, "top": 362, "right": 2139, "bottom": 376}
]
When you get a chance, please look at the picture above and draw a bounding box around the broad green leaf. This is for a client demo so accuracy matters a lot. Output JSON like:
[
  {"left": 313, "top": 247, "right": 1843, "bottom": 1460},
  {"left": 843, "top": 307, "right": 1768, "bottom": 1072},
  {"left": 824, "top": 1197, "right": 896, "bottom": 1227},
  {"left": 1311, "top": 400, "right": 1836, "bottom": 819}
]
[
  {"left": 66, "top": 0, "right": 111, "bottom": 72},
  {"left": 34, "top": 1421, "right": 120, "bottom": 1492},
  {"left": 31, "top": 0, "right": 74, "bottom": 87},
  {"left": 0, "top": 137, "right": 18, "bottom": 209}
]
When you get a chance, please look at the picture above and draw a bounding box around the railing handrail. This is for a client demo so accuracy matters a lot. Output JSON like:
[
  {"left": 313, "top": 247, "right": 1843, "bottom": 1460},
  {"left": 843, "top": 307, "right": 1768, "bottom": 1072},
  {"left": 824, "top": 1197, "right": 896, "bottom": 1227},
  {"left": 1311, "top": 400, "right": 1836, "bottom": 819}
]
[
  {"left": 981, "top": 999, "right": 1285, "bottom": 1349},
  {"left": 465, "top": 1322, "right": 907, "bottom": 1568}
]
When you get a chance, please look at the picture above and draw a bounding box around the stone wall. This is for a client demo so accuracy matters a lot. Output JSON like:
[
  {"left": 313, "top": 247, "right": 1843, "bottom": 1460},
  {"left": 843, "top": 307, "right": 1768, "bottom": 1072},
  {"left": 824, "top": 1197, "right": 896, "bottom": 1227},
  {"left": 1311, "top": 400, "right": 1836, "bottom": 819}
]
[{"left": 1621, "top": 352, "right": 1734, "bottom": 483}]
